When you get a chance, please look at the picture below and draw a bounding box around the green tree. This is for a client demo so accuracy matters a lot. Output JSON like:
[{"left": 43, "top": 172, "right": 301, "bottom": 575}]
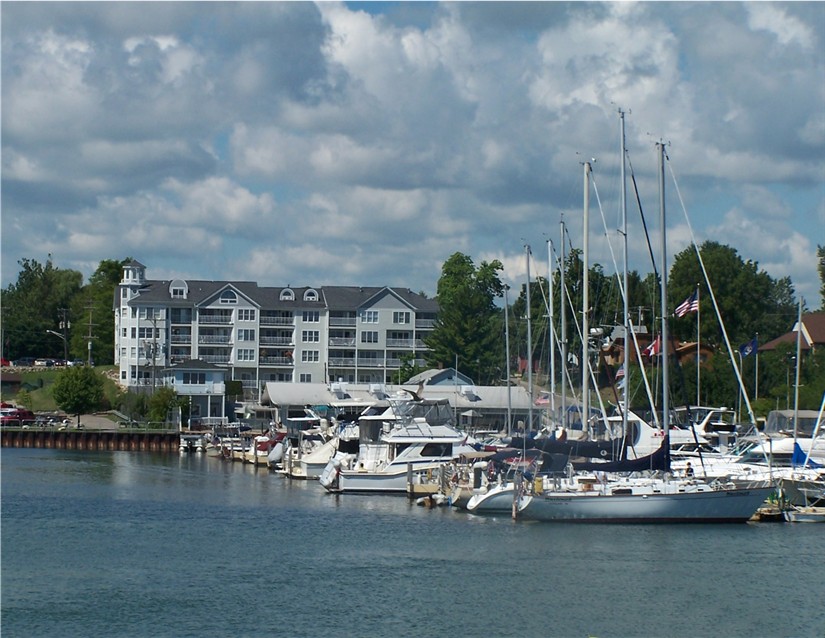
[
  {"left": 397, "top": 353, "right": 425, "bottom": 384},
  {"left": 668, "top": 241, "right": 797, "bottom": 347},
  {"left": 425, "top": 253, "right": 504, "bottom": 385},
  {"left": 52, "top": 366, "right": 105, "bottom": 426},
  {"left": 68, "top": 259, "right": 128, "bottom": 365},
  {"left": 147, "top": 387, "right": 180, "bottom": 424},
  {"left": 1, "top": 257, "right": 83, "bottom": 360}
]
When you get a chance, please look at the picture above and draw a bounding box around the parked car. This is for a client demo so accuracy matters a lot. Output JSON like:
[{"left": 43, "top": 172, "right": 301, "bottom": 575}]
[
  {"left": 66, "top": 360, "right": 85, "bottom": 367},
  {"left": 13, "top": 357, "right": 35, "bottom": 367},
  {"left": 0, "top": 358, "right": 10, "bottom": 366},
  {"left": 34, "top": 358, "right": 56, "bottom": 367},
  {"left": 1, "top": 408, "right": 36, "bottom": 426}
]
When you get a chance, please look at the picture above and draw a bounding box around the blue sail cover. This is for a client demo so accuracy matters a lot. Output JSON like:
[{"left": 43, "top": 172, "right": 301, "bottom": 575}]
[{"left": 792, "top": 441, "right": 822, "bottom": 468}]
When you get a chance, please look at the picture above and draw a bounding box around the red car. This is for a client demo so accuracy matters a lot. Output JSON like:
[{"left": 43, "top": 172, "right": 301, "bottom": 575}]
[{"left": 1, "top": 408, "right": 36, "bottom": 426}]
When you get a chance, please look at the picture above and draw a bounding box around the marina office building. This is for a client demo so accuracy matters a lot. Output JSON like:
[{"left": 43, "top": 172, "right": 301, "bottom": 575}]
[{"left": 115, "top": 260, "right": 439, "bottom": 419}]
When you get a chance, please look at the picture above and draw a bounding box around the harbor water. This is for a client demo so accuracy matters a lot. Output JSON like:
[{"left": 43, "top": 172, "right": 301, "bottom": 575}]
[{"left": 1, "top": 449, "right": 822, "bottom": 638}]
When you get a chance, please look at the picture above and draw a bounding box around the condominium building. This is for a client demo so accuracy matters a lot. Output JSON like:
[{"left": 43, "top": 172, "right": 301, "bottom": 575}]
[{"left": 114, "top": 260, "right": 439, "bottom": 402}]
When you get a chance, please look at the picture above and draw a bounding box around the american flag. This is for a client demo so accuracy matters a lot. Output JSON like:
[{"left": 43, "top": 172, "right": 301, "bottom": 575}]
[{"left": 675, "top": 290, "right": 699, "bottom": 317}]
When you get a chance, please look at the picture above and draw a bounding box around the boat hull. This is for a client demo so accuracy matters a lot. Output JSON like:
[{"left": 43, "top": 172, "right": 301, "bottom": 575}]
[{"left": 518, "top": 486, "right": 774, "bottom": 523}]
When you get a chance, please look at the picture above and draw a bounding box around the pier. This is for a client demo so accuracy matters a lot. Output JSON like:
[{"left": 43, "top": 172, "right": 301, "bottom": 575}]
[{"left": 1, "top": 428, "right": 183, "bottom": 453}]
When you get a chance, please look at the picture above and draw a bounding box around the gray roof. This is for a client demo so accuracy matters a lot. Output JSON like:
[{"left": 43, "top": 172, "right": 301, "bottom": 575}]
[{"left": 126, "top": 278, "right": 436, "bottom": 312}]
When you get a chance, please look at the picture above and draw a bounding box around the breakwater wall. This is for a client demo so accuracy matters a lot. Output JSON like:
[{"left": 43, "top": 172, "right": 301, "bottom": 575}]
[{"left": 1, "top": 429, "right": 181, "bottom": 452}]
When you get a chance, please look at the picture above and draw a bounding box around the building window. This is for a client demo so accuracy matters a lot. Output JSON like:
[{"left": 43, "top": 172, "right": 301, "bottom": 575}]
[
  {"left": 302, "top": 330, "right": 320, "bottom": 343},
  {"left": 301, "top": 350, "right": 319, "bottom": 363},
  {"left": 304, "top": 289, "right": 318, "bottom": 302},
  {"left": 171, "top": 288, "right": 185, "bottom": 298},
  {"left": 361, "top": 331, "right": 379, "bottom": 343},
  {"left": 361, "top": 310, "right": 379, "bottom": 323},
  {"left": 280, "top": 289, "right": 294, "bottom": 301},
  {"left": 220, "top": 290, "right": 238, "bottom": 304},
  {"left": 131, "top": 327, "right": 136, "bottom": 338},
  {"left": 393, "top": 311, "right": 410, "bottom": 324},
  {"left": 182, "top": 372, "right": 206, "bottom": 384},
  {"left": 300, "top": 373, "right": 312, "bottom": 382},
  {"left": 238, "top": 309, "right": 256, "bottom": 321},
  {"left": 302, "top": 310, "right": 319, "bottom": 323},
  {"left": 238, "top": 329, "right": 256, "bottom": 341},
  {"left": 237, "top": 349, "right": 255, "bottom": 362}
]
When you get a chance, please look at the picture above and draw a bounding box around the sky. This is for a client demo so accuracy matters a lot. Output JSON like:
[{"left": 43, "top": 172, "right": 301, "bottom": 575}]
[{"left": 2, "top": 2, "right": 823, "bottom": 305}]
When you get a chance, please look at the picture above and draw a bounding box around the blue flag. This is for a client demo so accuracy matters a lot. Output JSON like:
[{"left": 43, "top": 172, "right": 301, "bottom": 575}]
[{"left": 738, "top": 337, "right": 758, "bottom": 358}]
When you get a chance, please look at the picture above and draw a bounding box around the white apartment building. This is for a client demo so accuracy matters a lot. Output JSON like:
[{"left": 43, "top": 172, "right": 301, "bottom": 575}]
[{"left": 114, "top": 260, "right": 438, "bottom": 403}]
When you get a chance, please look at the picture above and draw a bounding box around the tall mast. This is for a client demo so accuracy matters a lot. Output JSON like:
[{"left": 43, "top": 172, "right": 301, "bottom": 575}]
[
  {"left": 560, "top": 217, "right": 567, "bottom": 429},
  {"left": 619, "top": 108, "right": 629, "bottom": 437},
  {"left": 657, "top": 142, "right": 668, "bottom": 435},
  {"left": 504, "top": 285, "right": 512, "bottom": 432},
  {"left": 526, "top": 244, "right": 534, "bottom": 433},
  {"left": 548, "top": 239, "right": 556, "bottom": 423},
  {"left": 582, "top": 161, "right": 591, "bottom": 436}
]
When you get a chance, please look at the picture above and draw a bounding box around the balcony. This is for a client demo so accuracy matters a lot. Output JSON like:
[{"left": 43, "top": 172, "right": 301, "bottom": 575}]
[
  {"left": 357, "top": 358, "right": 383, "bottom": 368},
  {"left": 415, "top": 319, "right": 436, "bottom": 329},
  {"left": 198, "top": 314, "right": 232, "bottom": 325},
  {"left": 199, "top": 355, "right": 231, "bottom": 364},
  {"left": 260, "top": 316, "right": 294, "bottom": 326},
  {"left": 260, "top": 336, "right": 293, "bottom": 346},
  {"left": 171, "top": 381, "right": 227, "bottom": 395},
  {"left": 386, "top": 338, "right": 414, "bottom": 348},
  {"left": 198, "top": 335, "right": 232, "bottom": 344},
  {"left": 170, "top": 334, "right": 192, "bottom": 344},
  {"left": 329, "top": 316, "right": 357, "bottom": 327},
  {"left": 260, "top": 356, "right": 293, "bottom": 366},
  {"left": 329, "top": 357, "right": 356, "bottom": 367},
  {"left": 329, "top": 337, "right": 356, "bottom": 346}
]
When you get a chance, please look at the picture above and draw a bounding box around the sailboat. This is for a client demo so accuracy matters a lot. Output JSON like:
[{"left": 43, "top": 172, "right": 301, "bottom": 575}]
[{"left": 516, "top": 138, "right": 773, "bottom": 523}]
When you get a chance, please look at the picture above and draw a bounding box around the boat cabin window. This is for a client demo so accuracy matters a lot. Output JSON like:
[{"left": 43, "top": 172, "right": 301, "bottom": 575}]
[{"left": 420, "top": 442, "right": 452, "bottom": 458}]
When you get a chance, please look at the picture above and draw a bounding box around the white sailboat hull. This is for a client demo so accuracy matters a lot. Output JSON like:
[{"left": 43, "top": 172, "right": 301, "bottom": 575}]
[{"left": 518, "top": 484, "right": 773, "bottom": 523}]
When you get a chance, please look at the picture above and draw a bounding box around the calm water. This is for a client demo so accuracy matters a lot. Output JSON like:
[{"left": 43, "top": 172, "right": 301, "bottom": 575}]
[{"left": 1, "top": 449, "right": 822, "bottom": 638}]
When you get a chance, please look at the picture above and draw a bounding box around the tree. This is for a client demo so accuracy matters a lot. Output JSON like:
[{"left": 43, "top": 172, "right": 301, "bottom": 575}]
[
  {"left": 147, "top": 387, "right": 180, "bottom": 424},
  {"left": 1, "top": 257, "right": 83, "bottom": 360},
  {"left": 52, "top": 366, "right": 105, "bottom": 426},
  {"left": 668, "top": 241, "right": 797, "bottom": 347},
  {"left": 425, "top": 253, "right": 504, "bottom": 385},
  {"left": 68, "top": 259, "right": 128, "bottom": 365}
]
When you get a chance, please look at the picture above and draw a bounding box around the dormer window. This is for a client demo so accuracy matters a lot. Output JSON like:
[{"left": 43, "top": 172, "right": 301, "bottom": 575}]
[
  {"left": 220, "top": 290, "right": 238, "bottom": 304},
  {"left": 280, "top": 289, "right": 294, "bottom": 301},
  {"left": 170, "top": 279, "right": 188, "bottom": 299},
  {"left": 303, "top": 289, "right": 318, "bottom": 302}
]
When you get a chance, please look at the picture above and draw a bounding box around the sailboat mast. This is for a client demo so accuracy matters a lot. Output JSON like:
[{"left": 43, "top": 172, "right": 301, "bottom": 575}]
[
  {"left": 582, "top": 161, "right": 591, "bottom": 436},
  {"left": 619, "top": 109, "right": 629, "bottom": 436},
  {"left": 793, "top": 296, "right": 802, "bottom": 441},
  {"left": 657, "top": 142, "right": 669, "bottom": 434},
  {"left": 504, "top": 285, "right": 512, "bottom": 433},
  {"left": 526, "top": 244, "right": 534, "bottom": 433},
  {"left": 548, "top": 239, "right": 556, "bottom": 423},
  {"left": 560, "top": 218, "right": 567, "bottom": 429}
]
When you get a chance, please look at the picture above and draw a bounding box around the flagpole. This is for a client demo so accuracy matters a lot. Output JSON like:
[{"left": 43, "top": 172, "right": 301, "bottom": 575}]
[{"left": 755, "top": 332, "right": 759, "bottom": 400}]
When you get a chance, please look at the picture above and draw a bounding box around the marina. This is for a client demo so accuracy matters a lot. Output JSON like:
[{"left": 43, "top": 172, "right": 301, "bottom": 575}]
[{"left": 1, "top": 447, "right": 822, "bottom": 638}]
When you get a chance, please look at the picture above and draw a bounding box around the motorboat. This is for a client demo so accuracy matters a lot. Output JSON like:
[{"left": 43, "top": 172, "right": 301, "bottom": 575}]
[{"left": 319, "top": 392, "right": 471, "bottom": 494}]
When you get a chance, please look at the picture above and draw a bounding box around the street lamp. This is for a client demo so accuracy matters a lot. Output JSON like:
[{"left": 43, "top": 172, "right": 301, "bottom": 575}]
[{"left": 45, "top": 329, "right": 68, "bottom": 363}]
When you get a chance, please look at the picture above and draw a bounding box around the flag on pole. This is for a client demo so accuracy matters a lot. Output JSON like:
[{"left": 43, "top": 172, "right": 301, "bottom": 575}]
[
  {"left": 675, "top": 290, "right": 699, "bottom": 317},
  {"left": 738, "top": 336, "right": 758, "bottom": 358},
  {"left": 644, "top": 336, "right": 662, "bottom": 358}
]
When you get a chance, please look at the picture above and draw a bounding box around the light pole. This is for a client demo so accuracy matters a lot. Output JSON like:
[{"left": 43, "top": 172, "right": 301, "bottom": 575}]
[{"left": 45, "top": 330, "right": 68, "bottom": 363}]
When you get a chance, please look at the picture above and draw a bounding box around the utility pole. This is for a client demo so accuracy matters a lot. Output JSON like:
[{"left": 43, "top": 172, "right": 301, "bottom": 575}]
[
  {"left": 84, "top": 299, "right": 96, "bottom": 366},
  {"left": 58, "top": 308, "right": 70, "bottom": 363}
]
